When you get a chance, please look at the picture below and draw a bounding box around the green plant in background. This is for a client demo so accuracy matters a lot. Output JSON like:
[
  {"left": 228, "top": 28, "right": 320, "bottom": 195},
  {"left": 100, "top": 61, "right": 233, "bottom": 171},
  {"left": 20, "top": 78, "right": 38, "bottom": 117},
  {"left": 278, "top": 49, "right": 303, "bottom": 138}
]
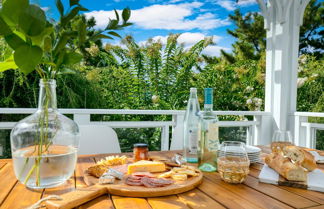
[{"left": 0, "top": 0, "right": 131, "bottom": 185}]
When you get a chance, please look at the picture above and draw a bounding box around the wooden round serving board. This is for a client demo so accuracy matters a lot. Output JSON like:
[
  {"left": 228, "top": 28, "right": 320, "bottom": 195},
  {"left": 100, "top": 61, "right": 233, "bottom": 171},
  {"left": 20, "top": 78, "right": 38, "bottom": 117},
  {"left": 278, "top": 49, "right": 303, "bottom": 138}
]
[{"left": 83, "top": 170, "right": 203, "bottom": 197}]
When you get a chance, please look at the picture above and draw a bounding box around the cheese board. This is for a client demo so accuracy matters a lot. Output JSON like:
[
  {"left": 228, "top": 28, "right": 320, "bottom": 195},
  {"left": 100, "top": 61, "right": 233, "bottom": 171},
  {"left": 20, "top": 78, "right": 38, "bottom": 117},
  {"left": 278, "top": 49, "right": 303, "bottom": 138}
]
[{"left": 45, "top": 155, "right": 203, "bottom": 209}]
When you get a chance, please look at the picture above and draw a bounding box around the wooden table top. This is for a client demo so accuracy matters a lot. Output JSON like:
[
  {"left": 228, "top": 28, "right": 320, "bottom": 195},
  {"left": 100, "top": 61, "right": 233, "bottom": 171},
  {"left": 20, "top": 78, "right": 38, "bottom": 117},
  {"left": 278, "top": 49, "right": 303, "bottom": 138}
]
[{"left": 1, "top": 147, "right": 324, "bottom": 209}]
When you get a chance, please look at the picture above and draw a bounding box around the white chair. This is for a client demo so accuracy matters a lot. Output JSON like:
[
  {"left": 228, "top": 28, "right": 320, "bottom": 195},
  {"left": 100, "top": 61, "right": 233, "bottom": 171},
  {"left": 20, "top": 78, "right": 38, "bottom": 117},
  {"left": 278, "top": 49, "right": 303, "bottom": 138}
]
[{"left": 78, "top": 125, "right": 121, "bottom": 155}]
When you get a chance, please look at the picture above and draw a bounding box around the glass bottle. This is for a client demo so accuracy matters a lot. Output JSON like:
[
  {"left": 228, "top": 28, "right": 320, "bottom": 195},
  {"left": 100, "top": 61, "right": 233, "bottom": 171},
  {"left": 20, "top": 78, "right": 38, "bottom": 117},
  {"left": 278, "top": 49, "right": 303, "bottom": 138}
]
[
  {"left": 198, "top": 88, "right": 219, "bottom": 172},
  {"left": 183, "top": 88, "right": 200, "bottom": 163},
  {"left": 10, "top": 79, "right": 80, "bottom": 189}
]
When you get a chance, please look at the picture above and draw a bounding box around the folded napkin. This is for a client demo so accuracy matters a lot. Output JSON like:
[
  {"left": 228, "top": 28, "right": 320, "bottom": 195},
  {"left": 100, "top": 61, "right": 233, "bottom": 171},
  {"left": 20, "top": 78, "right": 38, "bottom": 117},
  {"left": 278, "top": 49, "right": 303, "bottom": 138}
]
[{"left": 309, "top": 151, "right": 324, "bottom": 164}]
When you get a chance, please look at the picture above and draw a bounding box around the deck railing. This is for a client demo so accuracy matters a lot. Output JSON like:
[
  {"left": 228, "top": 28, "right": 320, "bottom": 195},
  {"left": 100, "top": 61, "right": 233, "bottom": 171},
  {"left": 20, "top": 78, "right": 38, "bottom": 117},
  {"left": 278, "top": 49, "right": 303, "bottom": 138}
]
[{"left": 0, "top": 108, "right": 323, "bottom": 152}]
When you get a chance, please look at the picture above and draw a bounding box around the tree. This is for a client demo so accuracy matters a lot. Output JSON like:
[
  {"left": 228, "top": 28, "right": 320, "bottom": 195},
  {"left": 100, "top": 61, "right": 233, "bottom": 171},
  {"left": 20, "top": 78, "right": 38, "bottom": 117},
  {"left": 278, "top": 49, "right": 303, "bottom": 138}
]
[{"left": 299, "top": 0, "right": 324, "bottom": 58}]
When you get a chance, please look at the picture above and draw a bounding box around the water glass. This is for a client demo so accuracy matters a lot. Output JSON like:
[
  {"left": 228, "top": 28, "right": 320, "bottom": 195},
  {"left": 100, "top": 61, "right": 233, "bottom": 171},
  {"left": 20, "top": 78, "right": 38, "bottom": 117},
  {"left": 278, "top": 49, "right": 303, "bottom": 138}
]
[
  {"left": 217, "top": 141, "right": 250, "bottom": 184},
  {"left": 271, "top": 130, "right": 294, "bottom": 153}
]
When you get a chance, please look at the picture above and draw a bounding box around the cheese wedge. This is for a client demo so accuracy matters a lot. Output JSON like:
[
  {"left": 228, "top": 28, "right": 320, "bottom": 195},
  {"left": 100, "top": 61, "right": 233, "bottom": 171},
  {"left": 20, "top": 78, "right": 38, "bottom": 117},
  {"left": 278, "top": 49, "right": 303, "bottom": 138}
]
[{"left": 127, "top": 160, "right": 166, "bottom": 174}]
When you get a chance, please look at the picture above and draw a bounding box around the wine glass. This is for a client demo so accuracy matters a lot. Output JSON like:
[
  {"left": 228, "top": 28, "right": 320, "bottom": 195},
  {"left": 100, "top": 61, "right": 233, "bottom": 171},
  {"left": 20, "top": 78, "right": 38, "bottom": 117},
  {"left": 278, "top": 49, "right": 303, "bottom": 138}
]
[
  {"left": 271, "top": 130, "right": 294, "bottom": 153},
  {"left": 217, "top": 141, "right": 250, "bottom": 184}
]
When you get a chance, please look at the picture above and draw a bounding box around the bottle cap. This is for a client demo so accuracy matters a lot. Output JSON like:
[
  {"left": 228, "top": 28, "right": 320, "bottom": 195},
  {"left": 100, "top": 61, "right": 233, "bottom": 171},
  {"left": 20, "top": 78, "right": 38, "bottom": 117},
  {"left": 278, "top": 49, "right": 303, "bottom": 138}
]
[
  {"left": 190, "top": 88, "right": 197, "bottom": 93},
  {"left": 134, "top": 143, "right": 148, "bottom": 148},
  {"left": 204, "top": 88, "right": 213, "bottom": 104}
]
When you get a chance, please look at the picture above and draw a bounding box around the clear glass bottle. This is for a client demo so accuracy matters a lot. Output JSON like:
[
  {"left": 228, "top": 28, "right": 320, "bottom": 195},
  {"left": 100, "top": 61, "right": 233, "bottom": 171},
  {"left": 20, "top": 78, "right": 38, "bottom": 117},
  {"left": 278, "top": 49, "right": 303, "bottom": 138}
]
[
  {"left": 10, "top": 79, "right": 80, "bottom": 189},
  {"left": 198, "top": 88, "right": 219, "bottom": 172},
  {"left": 183, "top": 88, "right": 200, "bottom": 163}
]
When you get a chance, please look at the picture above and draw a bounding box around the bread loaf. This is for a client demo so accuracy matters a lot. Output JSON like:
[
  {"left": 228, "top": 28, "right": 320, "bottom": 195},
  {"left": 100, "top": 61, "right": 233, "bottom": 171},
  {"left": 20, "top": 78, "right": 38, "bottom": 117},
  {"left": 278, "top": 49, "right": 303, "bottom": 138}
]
[
  {"left": 265, "top": 153, "right": 307, "bottom": 182},
  {"left": 283, "top": 146, "right": 317, "bottom": 171}
]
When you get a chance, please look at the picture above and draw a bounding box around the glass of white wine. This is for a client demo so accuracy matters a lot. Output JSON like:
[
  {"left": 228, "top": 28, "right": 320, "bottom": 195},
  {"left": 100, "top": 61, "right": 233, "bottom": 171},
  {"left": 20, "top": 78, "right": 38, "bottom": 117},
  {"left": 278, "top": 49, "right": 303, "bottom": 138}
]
[{"left": 217, "top": 141, "right": 250, "bottom": 184}]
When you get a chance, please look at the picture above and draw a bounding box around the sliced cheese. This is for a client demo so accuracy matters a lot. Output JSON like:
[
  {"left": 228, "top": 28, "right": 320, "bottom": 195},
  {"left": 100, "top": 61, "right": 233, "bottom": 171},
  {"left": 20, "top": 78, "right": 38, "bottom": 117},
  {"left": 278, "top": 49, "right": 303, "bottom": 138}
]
[{"left": 127, "top": 160, "right": 166, "bottom": 174}]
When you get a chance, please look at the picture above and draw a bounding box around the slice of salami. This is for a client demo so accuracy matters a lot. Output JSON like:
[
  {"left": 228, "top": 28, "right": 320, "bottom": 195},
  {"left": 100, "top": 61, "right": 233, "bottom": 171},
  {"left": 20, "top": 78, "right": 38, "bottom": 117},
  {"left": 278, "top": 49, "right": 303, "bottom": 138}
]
[
  {"left": 125, "top": 176, "right": 143, "bottom": 186},
  {"left": 132, "top": 172, "right": 154, "bottom": 178}
]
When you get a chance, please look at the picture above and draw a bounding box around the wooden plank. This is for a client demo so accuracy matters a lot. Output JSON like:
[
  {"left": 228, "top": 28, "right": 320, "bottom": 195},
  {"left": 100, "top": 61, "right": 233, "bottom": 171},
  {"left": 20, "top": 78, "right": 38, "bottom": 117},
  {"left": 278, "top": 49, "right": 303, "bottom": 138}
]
[
  {"left": 78, "top": 194, "right": 114, "bottom": 209},
  {"left": 178, "top": 188, "right": 226, "bottom": 209},
  {"left": 0, "top": 163, "right": 18, "bottom": 206},
  {"left": 198, "top": 178, "right": 261, "bottom": 209},
  {"left": 112, "top": 196, "right": 151, "bottom": 209},
  {"left": 0, "top": 182, "right": 43, "bottom": 209},
  {"left": 0, "top": 162, "right": 7, "bottom": 170},
  {"left": 306, "top": 206, "right": 324, "bottom": 209},
  {"left": 203, "top": 172, "right": 295, "bottom": 209},
  {"left": 242, "top": 175, "right": 319, "bottom": 208},
  {"left": 148, "top": 195, "right": 189, "bottom": 209}
]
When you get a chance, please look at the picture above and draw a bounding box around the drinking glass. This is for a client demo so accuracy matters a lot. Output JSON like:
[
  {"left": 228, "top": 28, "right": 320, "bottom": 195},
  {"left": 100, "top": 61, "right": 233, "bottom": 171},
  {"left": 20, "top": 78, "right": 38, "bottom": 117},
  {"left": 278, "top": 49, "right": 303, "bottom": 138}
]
[
  {"left": 217, "top": 141, "right": 250, "bottom": 184},
  {"left": 271, "top": 130, "right": 294, "bottom": 153}
]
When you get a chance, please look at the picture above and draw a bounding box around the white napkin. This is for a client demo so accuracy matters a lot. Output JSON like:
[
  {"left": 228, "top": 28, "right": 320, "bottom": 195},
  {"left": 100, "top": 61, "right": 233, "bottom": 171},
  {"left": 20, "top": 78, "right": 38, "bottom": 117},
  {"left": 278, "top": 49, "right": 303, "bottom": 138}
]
[
  {"left": 308, "top": 169, "right": 324, "bottom": 192},
  {"left": 259, "top": 164, "right": 279, "bottom": 185},
  {"left": 309, "top": 151, "right": 324, "bottom": 163}
]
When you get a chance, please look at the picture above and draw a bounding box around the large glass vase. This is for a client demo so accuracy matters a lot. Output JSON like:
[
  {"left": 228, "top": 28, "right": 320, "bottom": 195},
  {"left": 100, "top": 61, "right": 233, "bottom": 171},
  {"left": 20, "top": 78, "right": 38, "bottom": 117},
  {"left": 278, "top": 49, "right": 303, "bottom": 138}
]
[{"left": 10, "top": 79, "right": 80, "bottom": 189}]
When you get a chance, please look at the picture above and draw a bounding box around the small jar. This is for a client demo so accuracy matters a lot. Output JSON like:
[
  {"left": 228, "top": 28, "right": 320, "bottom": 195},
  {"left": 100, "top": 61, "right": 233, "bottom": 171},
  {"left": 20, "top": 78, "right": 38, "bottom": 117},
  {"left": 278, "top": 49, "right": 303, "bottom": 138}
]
[{"left": 133, "top": 143, "right": 149, "bottom": 162}]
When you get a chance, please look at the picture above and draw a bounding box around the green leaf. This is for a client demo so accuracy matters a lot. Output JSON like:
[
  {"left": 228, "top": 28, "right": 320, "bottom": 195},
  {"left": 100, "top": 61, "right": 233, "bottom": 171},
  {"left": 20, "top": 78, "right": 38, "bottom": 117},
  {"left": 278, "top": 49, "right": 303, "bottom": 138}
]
[
  {"left": 43, "top": 36, "right": 52, "bottom": 52},
  {"left": 69, "top": 0, "right": 79, "bottom": 7},
  {"left": 55, "top": 0, "right": 64, "bottom": 16},
  {"left": 53, "top": 31, "right": 77, "bottom": 55},
  {"left": 0, "top": 14, "right": 12, "bottom": 36},
  {"left": 61, "top": 6, "right": 80, "bottom": 26},
  {"left": 78, "top": 19, "right": 87, "bottom": 45},
  {"left": 91, "top": 33, "right": 113, "bottom": 41},
  {"left": 30, "top": 26, "right": 54, "bottom": 47},
  {"left": 4, "top": 33, "right": 25, "bottom": 50},
  {"left": 78, "top": 6, "right": 89, "bottom": 11},
  {"left": 2, "top": 0, "right": 28, "bottom": 25},
  {"left": 106, "top": 19, "right": 118, "bottom": 30},
  {"left": 0, "top": 56, "right": 18, "bottom": 72},
  {"left": 63, "top": 51, "right": 83, "bottom": 65},
  {"left": 122, "top": 22, "right": 133, "bottom": 27},
  {"left": 122, "top": 7, "right": 131, "bottom": 23},
  {"left": 108, "top": 31, "right": 122, "bottom": 38},
  {"left": 14, "top": 44, "right": 43, "bottom": 74},
  {"left": 57, "top": 68, "right": 76, "bottom": 75},
  {"left": 19, "top": 5, "right": 46, "bottom": 36},
  {"left": 114, "top": 9, "right": 119, "bottom": 22}
]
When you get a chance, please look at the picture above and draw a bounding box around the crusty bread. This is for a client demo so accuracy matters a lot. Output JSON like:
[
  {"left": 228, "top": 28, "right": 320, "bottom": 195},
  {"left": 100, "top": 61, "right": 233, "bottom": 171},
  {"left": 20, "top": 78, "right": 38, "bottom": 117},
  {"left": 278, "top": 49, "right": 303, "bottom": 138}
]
[
  {"left": 283, "top": 146, "right": 317, "bottom": 171},
  {"left": 265, "top": 153, "right": 307, "bottom": 182},
  {"left": 271, "top": 142, "right": 293, "bottom": 154}
]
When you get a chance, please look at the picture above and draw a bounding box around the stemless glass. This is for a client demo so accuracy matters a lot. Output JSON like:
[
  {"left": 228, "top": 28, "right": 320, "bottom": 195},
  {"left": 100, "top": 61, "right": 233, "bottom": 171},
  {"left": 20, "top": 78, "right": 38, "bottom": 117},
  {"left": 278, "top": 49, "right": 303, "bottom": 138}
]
[
  {"left": 217, "top": 141, "right": 250, "bottom": 184},
  {"left": 271, "top": 130, "right": 294, "bottom": 153}
]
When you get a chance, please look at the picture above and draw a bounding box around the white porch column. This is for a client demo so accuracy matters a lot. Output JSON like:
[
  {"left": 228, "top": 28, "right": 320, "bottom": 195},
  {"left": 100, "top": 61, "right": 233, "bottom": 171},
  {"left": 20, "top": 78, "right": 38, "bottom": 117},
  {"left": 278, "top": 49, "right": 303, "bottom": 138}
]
[{"left": 256, "top": 0, "right": 310, "bottom": 138}]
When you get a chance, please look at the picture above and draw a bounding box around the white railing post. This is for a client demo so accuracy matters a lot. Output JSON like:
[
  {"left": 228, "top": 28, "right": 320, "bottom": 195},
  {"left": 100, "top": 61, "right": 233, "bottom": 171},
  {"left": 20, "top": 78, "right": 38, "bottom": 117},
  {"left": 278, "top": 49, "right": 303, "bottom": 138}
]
[
  {"left": 161, "top": 125, "right": 170, "bottom": 151},
  {"left": 257, "top": 0, "right": 310, "bottom": 136},
  {"left": 295, "top": 115, "right": 307, "bottom": 146},
  {"left": 0, "top": 144, "right": 3, "bottom": 156},
  {"left": 254, "top": 115, "right": 273, "bottom": 145},
  {"left": 73, "top": 114, "right": 91, "bottom": 125},
  {"left": 170, "top": 114, "right": 184, "bottom": 150}
]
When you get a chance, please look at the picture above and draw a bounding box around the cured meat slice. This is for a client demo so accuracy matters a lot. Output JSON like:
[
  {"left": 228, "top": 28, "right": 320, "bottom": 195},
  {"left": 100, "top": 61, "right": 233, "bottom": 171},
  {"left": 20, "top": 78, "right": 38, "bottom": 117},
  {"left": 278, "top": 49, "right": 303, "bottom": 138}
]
[
  {"left": 125, "top": 175, "right": 174, "bottom": 188},
  {"left": 132, "top": 172, "right": 154, "bottom": 178},
  {"left": 125, "top": 176, "right": 143, "bottom": 186}
]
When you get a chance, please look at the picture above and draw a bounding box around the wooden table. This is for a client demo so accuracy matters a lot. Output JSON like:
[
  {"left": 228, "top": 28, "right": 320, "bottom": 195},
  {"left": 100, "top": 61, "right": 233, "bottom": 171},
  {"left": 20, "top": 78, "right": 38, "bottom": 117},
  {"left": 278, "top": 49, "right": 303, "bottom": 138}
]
[{"left": 1, "top": 148, "right": 324, "bottom": 209}]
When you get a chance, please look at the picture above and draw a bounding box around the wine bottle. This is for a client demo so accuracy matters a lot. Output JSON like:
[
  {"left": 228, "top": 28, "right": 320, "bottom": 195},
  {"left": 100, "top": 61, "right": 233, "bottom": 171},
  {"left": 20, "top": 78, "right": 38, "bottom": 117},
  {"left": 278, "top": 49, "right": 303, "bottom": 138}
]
[
  {"left": 198, "top": 88, "right": 219, "bottom": 172},
  {"left": 183, "top": 88, "right": 200, "bottom": 163}
]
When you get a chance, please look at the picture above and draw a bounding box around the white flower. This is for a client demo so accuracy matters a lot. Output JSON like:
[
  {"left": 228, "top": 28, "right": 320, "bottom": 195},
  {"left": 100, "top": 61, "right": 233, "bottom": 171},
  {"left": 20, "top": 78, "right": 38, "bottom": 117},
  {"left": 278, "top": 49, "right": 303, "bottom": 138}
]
[
  {"left": 245, "top": 86, "right": 254, "bottom": 93},
  {"left": 297, "top": 77, "right": 308, "bottom": 88},
  {"left": 86, "top": 45, "right": 100, "bottom": 56},
  {"left": 246, "top": 99, "right": 252, "bottom": 105},
  {"left": 299, "top": 55, "right": 307, "bottom": 65},
  {"left": 151, "top": 95, "right": 159, "bottom": 103}
]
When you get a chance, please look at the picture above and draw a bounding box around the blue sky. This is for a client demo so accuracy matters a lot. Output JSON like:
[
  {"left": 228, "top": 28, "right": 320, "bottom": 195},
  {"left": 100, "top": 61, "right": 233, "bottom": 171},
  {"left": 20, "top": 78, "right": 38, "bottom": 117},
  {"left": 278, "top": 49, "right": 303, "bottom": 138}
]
[{"left": 38, "top": 0, "right": 260, "bottom": 56}]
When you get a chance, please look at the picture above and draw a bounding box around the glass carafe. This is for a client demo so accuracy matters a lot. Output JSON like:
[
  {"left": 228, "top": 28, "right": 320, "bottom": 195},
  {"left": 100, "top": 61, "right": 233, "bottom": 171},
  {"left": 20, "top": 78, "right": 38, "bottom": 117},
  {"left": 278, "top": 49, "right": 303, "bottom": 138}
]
[{"left": 10, "top": 79, "right": 80, "bottom": 189}]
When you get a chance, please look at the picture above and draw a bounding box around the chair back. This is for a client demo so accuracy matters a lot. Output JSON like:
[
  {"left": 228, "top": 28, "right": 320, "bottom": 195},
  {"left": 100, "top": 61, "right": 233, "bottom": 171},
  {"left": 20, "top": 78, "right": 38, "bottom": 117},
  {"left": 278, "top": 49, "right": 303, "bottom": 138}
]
[{"left": 78, "top": 125, "right": 121, "bottom": 155}]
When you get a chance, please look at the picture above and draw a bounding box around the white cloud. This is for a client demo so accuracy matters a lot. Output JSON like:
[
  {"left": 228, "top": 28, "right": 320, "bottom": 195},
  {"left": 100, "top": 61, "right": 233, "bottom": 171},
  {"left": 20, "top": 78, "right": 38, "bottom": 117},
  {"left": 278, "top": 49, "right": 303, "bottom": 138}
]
[
  {"left": 212, "top": 0, "right": 257, "bottom": 11},
  {"left": 139, "top": 32, "right": 221, "bottom": 46},
  {"left": 203, "top": 45, "right": 230, "bottom": 57},
  {"left": 85, "top": 2, "right": 230, "bottom": 30},
  {"left": 138, "top": 32, "right": 227, "bottom": 57}
]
